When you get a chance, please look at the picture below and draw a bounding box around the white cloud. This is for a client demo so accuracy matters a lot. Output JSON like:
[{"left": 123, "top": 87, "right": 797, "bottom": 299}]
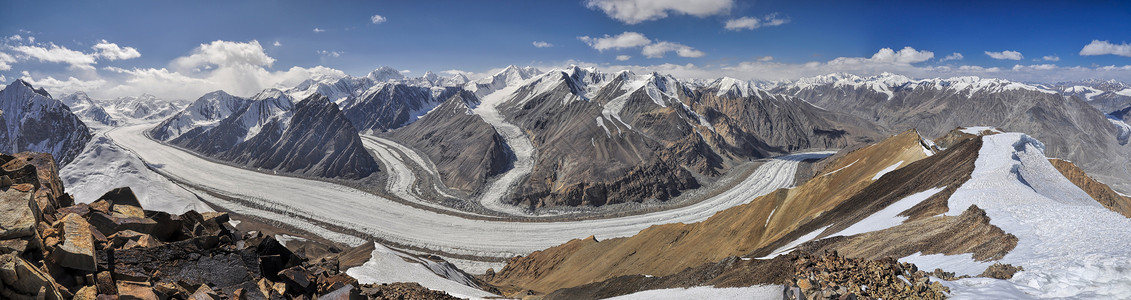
[
  {"left": 370, "top": 14, "right": 387, "bottom": 24},
  {"left": 1013, "top": 64, "right": 1057, "bottom": 71},
  {"left": 532, "top": 41, "right": 553, "bottom": 48},
  {"left": 1079, "top": 40, "right": 1131, "bottom": 57},
  {"left": 171, "top": 40, "right": 276, "bottom": 73},
  {"left": 10, "top": 43, "right": 97, "bottom": 68},
  {"left": 313, "top": 28, "right": 326, "bottom": 33},
  {"left": 724, "top": 14, "right": 789, "bottom": 31},
  {"left": 580, "top": 32, "right": 704, "bottom": 59},
  {"left": 585, "top": 0, "right": 733, "bottom": 24},
  {"left": 642, "top": 41, "right": 704, "bottom": 58},
  {"left": 758, "top": 56, "right": 773, "bottom": 62},
  {"left": 940, "top": 52, "right": 963, "bottom": 62},
  {"left": 1040, "top": 55, "right": 1060, "bottom": 62},
  {"left": 273, "top": 41, "right": 282, "bottom": 47},
  {"left": 616, "top": 55, "right": 632, "bottom": 61},
  {"left": 91, "top": 40, "right": 140, "bottom": 61},
  {"left": 579, "top": 32, "right": 651, "bottom": 51},
  {"left": 7, "top": 35, "right": 21, "bottom": 41},
  {"left": 18, "top": 75, "right": 107, "bottom": 95},
  {"left": 0, "top": 51, "right": 15, "bottom": 71},
  {"left": 828, "top": 47, "right": 934, "bottom": 65},
  {"left": 318, "top": 50, "right": 342, "bottom": 58},
  {"left": 985, "top": 50, "right": 1023, "bottom": 60}
]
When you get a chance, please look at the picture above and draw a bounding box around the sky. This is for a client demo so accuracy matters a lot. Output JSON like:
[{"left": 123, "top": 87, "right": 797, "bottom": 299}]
[{"left": 1, "top": 0, "right": 1130, "bottom": 99}]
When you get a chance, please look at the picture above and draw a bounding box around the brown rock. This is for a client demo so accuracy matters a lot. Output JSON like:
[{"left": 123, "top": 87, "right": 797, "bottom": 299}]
[
  {"left": 51, "top": 213, "right": 98, "bottom": 271},
  {"left": 74, "top": 285, "right": 98, "bottom": 300},
  {"left": 95, "top": 271, "right": 117, "bottom": 295},
  {"left": 979, "top": 263, "right": 1023, "bottom": 280},
  {"left": 111, "top": 205, "right": 145, "bottom": 219},
  {"left": 116, "top": 281, "right": 158, "bottom": 300},
  {"left": 109, "top": 230, "right": 163, "bottom": 250},
  {"left": 201, "top": 212, "right": 230, "bottom": 224},
  {"left": 0, "top": 238, "right": 29, "bottom": 253},
  {"left": 56, "top": 203, "right": 92, "bottom": 218},
  {"left": 153, "top": 282, "right": 190, "bottom": 299},
  {"left": 190, "top": 284, "right": 220, "bottom": 300},
  {"left": 97, "top": 187, "right": 141, "bottom": 208},
  {"left": 88, "top": 212, "right": 157, "bottom": 236},
  {"left": 145, "top": 211, "right": 181, "bottom": 242},
  {"left": 89, "top": 200, "right": 111, "bottom": 214},
  {"left": 0, "top": 252, "right": 64, "bottom": 300},
  {"left": 1, "top": 186, "right": 42, "bottom": 246},
  {"left": 278, "top": 266, "right": 315, "bottom": 294},
  {"left": 319, "top": 285, "right": 361, "bottom": 300}
]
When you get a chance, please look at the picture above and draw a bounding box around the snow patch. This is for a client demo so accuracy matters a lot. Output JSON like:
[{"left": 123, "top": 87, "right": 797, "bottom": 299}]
[
  {"left": 872, "top": 161, "right": 903, "bottom": 180},
  {"left": 759, "top": 226, "right": 830, "bottom": 259},
  {"left": 831, "top": 187, "right": 946, "bottom": 238},
  {"left": 346, "top": 242, "right": 497, "bottom": 299},
  {"left": 959, "top": 126, "right": 1003, "bottom": 135}
]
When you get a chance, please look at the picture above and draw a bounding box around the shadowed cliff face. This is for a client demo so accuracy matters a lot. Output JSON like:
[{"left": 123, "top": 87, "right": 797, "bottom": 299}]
[{"left": 0, "top": 80, "right": 92, "bottom": 167}]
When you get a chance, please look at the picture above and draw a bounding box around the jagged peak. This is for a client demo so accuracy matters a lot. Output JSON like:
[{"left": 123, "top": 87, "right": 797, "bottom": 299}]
[{"left": 7, "top": 79, "right": 52, "bottom": 98}]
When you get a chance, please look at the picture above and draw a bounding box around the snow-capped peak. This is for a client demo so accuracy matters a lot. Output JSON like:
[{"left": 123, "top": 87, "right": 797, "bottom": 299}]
[
  {"left": 367, "top": 66, "right": 406, "bottom": 82},
  {"left": 251, "top": 88, "right": 287, "bottom": 101},
  {"left": 713, "top": 77, "right": 757, "bottom": 98}
]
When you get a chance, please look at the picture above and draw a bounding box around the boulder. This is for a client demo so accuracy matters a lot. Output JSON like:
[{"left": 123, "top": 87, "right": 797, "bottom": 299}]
[
  {"left": 111, "top": 204, "right": 146, "bottom": 219},
  {"left": 116, "top": 280, "right": 159, "bottom": 300},
  {"left": 0, "top": 253, "right": 64, "bottom": 300},
  {"left": 88, "top": 212, "right": 157, "bottom": 236},
  {"left": 73, "top": 285, "right": 97, "bottom": 300},
  {"left": 109, "top": 230, "right": 163, "bottom": 250},
  {"left": 145, "top": 211, "right": 182, "bottom": 242},
  {"left": 3, "top": 152, "right": 69, "bottom": 212},
  {"left": 278, "top": 266, "right": 315, "bottom": 295},
  {"left": 0, "top": 185, "right": 43, "bottom": 253},
  {"left": 190, "top": 284, "right": 220, "bottom": 300},
  {"left": 95, "top": 271, "right": 117, "bottom": 294},
  {"left": 51, "top": 213, "right": 97, "bottom": 271},
  {"left": 319, "top": 285, "right": 361, "bottom": 300},
  {"left": 153, "top": 281, "right": 190, "bottom": 299},
  {"left": 97, "top": 187, "right": 141, "bottom": 208},
  {"left": 56, "top": 203, "right": 92, "bottom": 218}
]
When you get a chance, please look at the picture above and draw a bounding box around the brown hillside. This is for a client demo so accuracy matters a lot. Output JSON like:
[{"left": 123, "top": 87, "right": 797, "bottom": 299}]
[
  {"left": 1049, "top": 159, "right": 1131, "bottom": 217},
  {"left": 485, "top": 130, "right": 935, "bottom": 295}
]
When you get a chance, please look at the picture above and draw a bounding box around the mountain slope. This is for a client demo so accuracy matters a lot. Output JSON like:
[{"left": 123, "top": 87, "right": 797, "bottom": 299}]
[
  {"left": 60, "top": 92, "right": 117, "bottom": 126},
  {"left": 384, "top": 90, "right": 511, "bottom": 194},
  {"left": 217, "top": 94, "right": 379, "bottom": 179},
  {"left": 0, "top": 80, "right": 92, "bottom": 166},
  {"left": 426, "top": 67, "right": 883, "bottom": 209},
  {"left": 149, "top": 90, "right": 251, "bottom": 141}
]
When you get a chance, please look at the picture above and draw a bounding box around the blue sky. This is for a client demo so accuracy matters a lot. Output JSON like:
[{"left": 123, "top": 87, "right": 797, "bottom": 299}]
[{"left": 2, "top": 0, "right": 1130, "bottom": 99}]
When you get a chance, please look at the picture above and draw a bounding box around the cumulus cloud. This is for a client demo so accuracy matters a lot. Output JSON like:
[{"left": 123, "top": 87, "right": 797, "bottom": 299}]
[
  {"left": 940, "top": 52, "right": 963, "bottom": 62},
  {"left": 313, "top": 28, "right": 326, "bottom": 33},
  {"left": 585, "top": 0, "right": 733, "bottom": 24},
  {"left": 171, "top": 40, "right": 276, "bottom": 73},
  {"left": 580, "top": 31, "right": 705, "bottom": 59},
  {"left": 616, "top": 55, "right": 632, "bottom": 61},
  {"left": 16, "top": 39, "right": 346, "bottom": 99},
  {"left": 578, "top": 32, "right": 651, "bottom": 51},
  {"left": 642, "top": 41, "right": 705, "bottom": 58},
  {"left": 1079, "top": 40, "right": 1131, "bottom": 57},
  {"left": 828, "top": 47, "right": 934, "bottom": 65},
  {"left": 0, "top": 51, "right": 15, "bottom": 71},
  {"left": 91, "top": 40, "right": 140, "bottom": 61},
  {"left": 985, "top": 50, "right": 1023, "bottom": 60},
  {"left": 11, "top": 43, "right": 97, "bottom": 68},
  {"left": 318, "top": 50, "right": 342, "bottom": 57},
  {"left": 1040, "top": 55, "right": 1060, "bottom": 61},
  {"left": 273, "top": 41, "right": 282, "bottom": 47},
  {"left": 758, "top": 56, "right": 773, "bottom": 62},
  {"left": 532, "top": 41, "right": 553, "bottom": 48},
  {"left": 724, "top": 14, "right": 789, "bottom": 31},
  {"left": 370, "top": 14, "right": 387, "bottom": 24},
  {"left": 7, "top": 35, "right": 21, "bottom": 41}
]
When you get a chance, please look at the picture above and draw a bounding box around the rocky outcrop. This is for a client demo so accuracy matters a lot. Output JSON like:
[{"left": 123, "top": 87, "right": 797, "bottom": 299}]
[
  {"left": 1, "top": 252, "right": 65, "bottom": 300},
  {"left": 385, "top": 91, "right": 512, "bottom": 193},
  {"left": 358, "top": 282, "right": 463, "bottom": 299},
  {"left": 0, "top": 80, "right": 92, "bottom": 167},
  {"left": 786, "top": 251, "right": 948, "bottom": 300},
  {"left": 1049, "top": 158, "right": 1131, "bottom": 217}
]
